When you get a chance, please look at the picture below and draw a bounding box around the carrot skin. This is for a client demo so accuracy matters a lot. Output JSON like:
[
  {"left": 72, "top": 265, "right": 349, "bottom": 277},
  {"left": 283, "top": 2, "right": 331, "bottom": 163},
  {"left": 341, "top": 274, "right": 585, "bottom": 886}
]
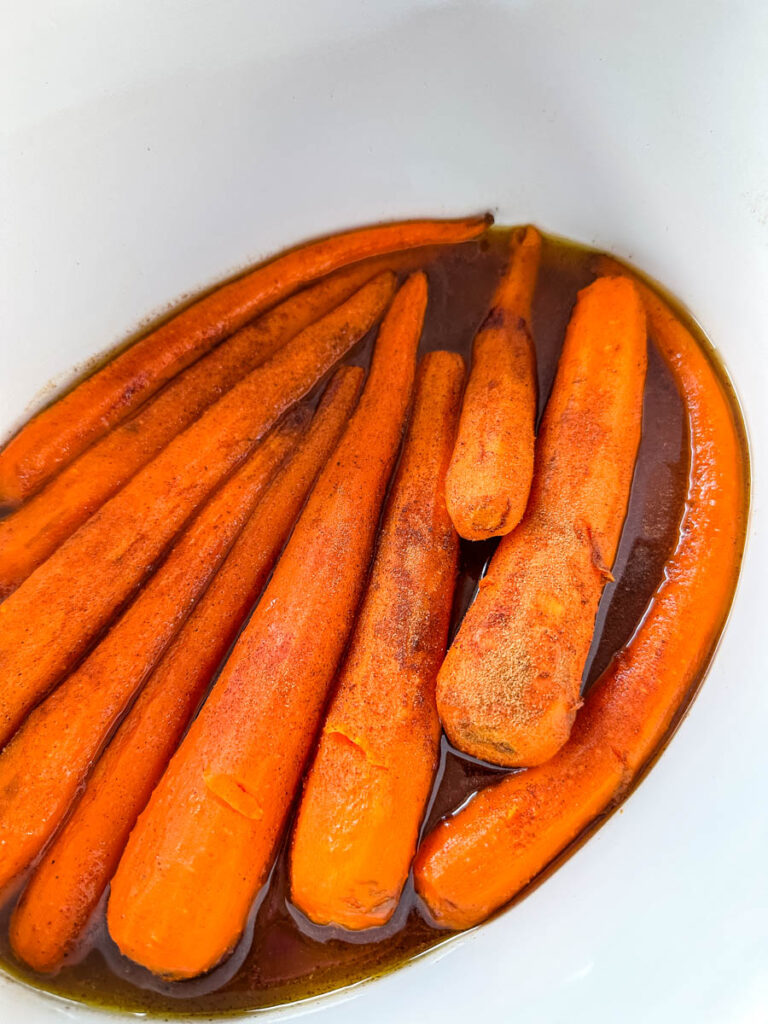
[
  {"left": 9, "top": 367, "right": 363, "bottom": 973},
  {"left": 0, "top": 215, "right": 489, "bottom": 505},
  {"left": 414, "top": 270, "right": 747, "bottom": 930},
  {"left": 290, "top": 350, "right": 464, "bottom": 930},
  {"left": 0, "top": 413, "right": 303, "bottom": 898},
  {"left": 437, "top": 276, "right": 647, "bottom": 767},
  {"left": 107, "top": 273, "right": 427, "bottom": 980},
  {"left": 0, "top": 262, "right": 388, "bottom": 597},
  {"left": 445, "top": 226, "right": 541, "bottom": 540},
  {"left": 0, "top": 273, "right": 394, "bottom": 747}
]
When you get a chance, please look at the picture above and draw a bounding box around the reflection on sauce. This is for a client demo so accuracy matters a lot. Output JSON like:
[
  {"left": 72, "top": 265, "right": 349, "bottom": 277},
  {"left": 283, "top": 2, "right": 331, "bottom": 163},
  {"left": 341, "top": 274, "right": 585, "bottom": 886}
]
[{"left": 0, "top": 229, "right": 737, "bottom": 1016}]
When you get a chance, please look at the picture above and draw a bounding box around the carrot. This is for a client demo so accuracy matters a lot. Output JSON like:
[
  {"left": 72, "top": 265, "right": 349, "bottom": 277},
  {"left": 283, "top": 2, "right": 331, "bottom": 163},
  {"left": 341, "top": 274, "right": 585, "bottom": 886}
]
[
  {"left": 0, "top": 215, "right": 489, "bottom": 506},
  {"left": 289, "top": 351, "right": 463, "bottom": 930},
  {"left": 414, "top": 268, "right": 748, "bottom": 930},
  {"left": 436, "top": 276, "right": 647, "bottom": 768},
  {"left": 0, "top": 261, "right": 391, "bottom": 598},
  {"left": 413, "top": 701, "right": 628, "bottom": 930},
  {"left": 0, "top": 411, "right": 303, "bottom": 898},
  {"left": 586, "top": 257, "right": 748, "bottom": 769},
  {"left": 445, "top": 225, "right": 541, "bottom": 540},
  {"left": 0, "top": 273, "right": 394, "bottom": 748},
  {"left": 9, "top": 367, "right": 362, "bottom": 972},
  {"left": 107, "top": 273, "right": 427, "bottom": 980}
]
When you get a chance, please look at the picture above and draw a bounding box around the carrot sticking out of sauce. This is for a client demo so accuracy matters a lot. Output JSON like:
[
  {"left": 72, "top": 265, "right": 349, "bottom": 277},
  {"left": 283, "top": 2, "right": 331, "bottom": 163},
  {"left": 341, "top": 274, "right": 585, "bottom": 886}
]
[
  {"left": 437, "top": 276, "right": 647, "bottom": 767},
  {"left": 414, "top": 265, "right": 748, "bottom": 930},
  {"left": 0, "top": 411, "right": 303, "bottom": 898},
  {"left": 290, "top": 349, "right": 463, "bottom": 930},
  {"left": 0, "top": 273, "right": 395, "bottom": 748},
  {"left": 445, "top": 225, "right": 540, "bottom": 540},
  {"left": 9, "top": 367, "right": 363, "bottom": 973},
  {"left": 106, "top": 273, "right": 426, "bottom": 980},
  {"left": 0, "top": 261, "right": 393, "bottom": 598},
  {"left": 0, "top": 215, "right": 490, "bottom": 506}
]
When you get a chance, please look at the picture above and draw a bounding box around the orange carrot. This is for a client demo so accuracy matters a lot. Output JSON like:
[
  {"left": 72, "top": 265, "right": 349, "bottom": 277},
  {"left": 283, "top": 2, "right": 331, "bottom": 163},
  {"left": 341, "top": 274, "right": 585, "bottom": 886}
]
[
  {"left": 436, "top": 276, "right": 647, "bottom": 768},
  {"left": 0, "top": 215, "right": 489, "bottom": 505},
  {"left": 107, "top": 273, "right": 426, "bottom": 980},
  {"left": 445, "top": 226, "right": 541, "bottom": 540},
  {"left": 587, "top": 257, "right": 748, "bottom": 770},
  {"left": 0, "top": 262, "right": 390, "bottom": 597},
  {"left": 0, "top": 411, "right": 304, "bottom": 897},
  {"left": 414, "top": 268, "right": 748, "bottom": 930},
  {"left": 414, "top": 702, "right": 627, "bottom": 931},
  {"left": 9, "top": 367, "right": 363, "bottom": 972},
  {"left": 0, "top": 273, "right": 394, "bottom": 748},
  {"left": 290, "top": 350, "right": 463, "bottom": 930}
]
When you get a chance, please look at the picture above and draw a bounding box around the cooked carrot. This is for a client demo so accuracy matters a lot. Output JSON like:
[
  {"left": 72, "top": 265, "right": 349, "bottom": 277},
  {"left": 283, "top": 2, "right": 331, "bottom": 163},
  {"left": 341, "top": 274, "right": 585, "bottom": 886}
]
[
  {"left": 414, "top": 269, "right": 747, "bottom": 930},
  {"left": 587, "top": 257, "right": 748, "bottom": 769},
  {"left": 437, "top": 276, "right": 647, "bottom": 767},
  {"left": 0, "top": 273, "right": 394, "bottom": 748},
  {"left": 0, "top": 215, "right": 489, "bottom": 506},
  {"left": 9, "top": 368, "right": 362, "bottom": 973},
  {"left": 0, "top": 262, "right": 391, "bottom": 598},
  {"left": 0, "top": 411, "right": 303, "bottom": 897},
  {"left": 107, "top": 273, "right": 426, "bottom": 980},
  {"left": 445, "top": 225, "right": 541, "bottom": 540},
  {"left": 414, "top": 703, "right": 628, "bottom": 930},
  {"left": 290, "top": 351, "right": 463, "bottom": 930}
]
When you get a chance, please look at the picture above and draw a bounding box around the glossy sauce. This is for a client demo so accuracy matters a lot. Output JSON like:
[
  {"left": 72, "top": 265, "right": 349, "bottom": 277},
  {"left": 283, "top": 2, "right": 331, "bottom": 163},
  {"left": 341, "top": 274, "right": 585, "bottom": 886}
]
[{"left": 0, "top": 230, "right": 742, "bottom": 1015}]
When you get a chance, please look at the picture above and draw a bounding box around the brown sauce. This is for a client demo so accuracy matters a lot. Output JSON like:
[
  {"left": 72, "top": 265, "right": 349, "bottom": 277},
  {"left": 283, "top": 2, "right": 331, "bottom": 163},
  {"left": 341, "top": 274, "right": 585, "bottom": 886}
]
[{"left": 0, "top": 228, "right": 745, "bottom": 1015}]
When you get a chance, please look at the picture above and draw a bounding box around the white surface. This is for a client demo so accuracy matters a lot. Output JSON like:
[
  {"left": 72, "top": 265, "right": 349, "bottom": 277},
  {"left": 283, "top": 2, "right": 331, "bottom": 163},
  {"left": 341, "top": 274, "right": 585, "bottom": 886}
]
[{"left": 1, "top": 1, "right": 767, "bottom": 1021}]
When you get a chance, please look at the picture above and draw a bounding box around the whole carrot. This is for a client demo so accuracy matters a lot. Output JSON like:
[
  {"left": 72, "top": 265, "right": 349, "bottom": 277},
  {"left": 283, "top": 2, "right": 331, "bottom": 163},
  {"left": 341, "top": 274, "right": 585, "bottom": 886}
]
[
  {"left": 437, "top": 276, "right": 647, "bottom": 768},
  {"left": 0, "top": 215, "right": 489, "bottom": 505},
  {"left": 0, "top": 262, "right": 389, "bottom": 597},
  {"left": 445, "top": 225, "right": 541, "bottom": 540},
  {"left": 290, "top": 350, "right": 463, "bottom": 930},
  {"left": 9, "top": 367, "right": 363, "bottom": 973},
  {"left": 0, "top": 411, "right": 303, "bottom": 897},
  {"left": 0, "top": 273, "right": 394, "bottom": 747},
  {"left": 588, "top": 257, "right": 748, "bottom": 770},
  {"left": 107, "top": 273, "right": 427, "bottom": 980},
  {"left": 414, "top": 269, "right": 747, "bottom": 930}
]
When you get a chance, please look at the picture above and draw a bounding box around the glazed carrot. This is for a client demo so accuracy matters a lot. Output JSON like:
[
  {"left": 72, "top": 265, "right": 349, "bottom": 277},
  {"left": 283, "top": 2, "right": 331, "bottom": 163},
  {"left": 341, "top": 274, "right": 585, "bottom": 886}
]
[
  {"left": 9, "top": 368, "right": 362, "bottom": 972},
  {"left": 290, "top": 351, "right": 463, "bottom": 930},
  {"left": 107, "top": 273, "right": 426, "bottom": 980},
  {"left": 414, "top": 269, "right": 747, "bottom": 930},
  {"left": 445, "top": 226, "right": 541, "bottom": 540},
  {"left": 0, "top": 273, "right": 394, "bottom": 748},
  {"left": 587, "top": 257, "right": 748, "bottom": 769},
  {"left": 0, "top": 215, "right": 489, "bottom": 506},
  {"left": 0, "top": 411, "right": 303, "bottom": 897},
  {"left": 0, "top": 261, "right": 390, "bottom": 597},
  {"left": 414, "top": 699, "right": 628, "bottom": 930},
  {"left": 437, "top": 277, "right": 647, "bottom": 767}
]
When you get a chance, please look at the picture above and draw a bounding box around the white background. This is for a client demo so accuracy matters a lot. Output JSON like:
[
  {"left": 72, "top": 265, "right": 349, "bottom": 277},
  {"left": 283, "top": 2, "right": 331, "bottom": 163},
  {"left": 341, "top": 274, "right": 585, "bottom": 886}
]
[{"left": 1, "top": 1, "right": 767, "bottom": 1021}]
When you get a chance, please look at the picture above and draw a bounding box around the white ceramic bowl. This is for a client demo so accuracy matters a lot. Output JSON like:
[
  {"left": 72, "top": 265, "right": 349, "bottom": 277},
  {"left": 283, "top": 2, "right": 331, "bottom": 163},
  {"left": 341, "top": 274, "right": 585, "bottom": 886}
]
[{"left": 2, "top": 2, "right": 767, "bottom": 1021}]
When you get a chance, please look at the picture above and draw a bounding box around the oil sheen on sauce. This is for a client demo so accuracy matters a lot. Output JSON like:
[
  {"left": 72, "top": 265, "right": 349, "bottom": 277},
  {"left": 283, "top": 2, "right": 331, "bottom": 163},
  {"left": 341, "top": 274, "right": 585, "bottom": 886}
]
[{"left": 0, "top": 229, "right": 745, "bottom": 1016}]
